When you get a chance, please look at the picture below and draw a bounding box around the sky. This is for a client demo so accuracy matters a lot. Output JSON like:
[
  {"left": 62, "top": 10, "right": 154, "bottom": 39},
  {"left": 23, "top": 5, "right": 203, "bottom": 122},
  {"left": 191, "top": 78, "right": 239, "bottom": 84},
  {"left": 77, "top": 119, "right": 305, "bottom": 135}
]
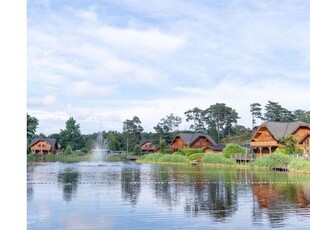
[{"left": 27, "top": 0, "right": 310, "bottom": 135}]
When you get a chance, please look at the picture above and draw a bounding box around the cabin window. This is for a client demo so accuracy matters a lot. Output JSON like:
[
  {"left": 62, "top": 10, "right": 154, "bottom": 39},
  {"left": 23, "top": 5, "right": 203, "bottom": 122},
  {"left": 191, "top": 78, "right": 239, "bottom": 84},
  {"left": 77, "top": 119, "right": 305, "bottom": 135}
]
[
  {"left": 38, "top": 144, "right": 41, "bottom": 147},
  {"left": 42, "top": 144, "right": 45, "bottom": 147}
]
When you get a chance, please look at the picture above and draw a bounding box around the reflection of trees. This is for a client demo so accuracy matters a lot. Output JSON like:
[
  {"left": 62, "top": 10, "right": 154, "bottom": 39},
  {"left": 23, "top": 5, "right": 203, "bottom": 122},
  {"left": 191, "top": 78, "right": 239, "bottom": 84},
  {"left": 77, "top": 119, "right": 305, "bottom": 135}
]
[
  {"left": 184, "top": 179, "right": 238, "bottom": 221},
  {"left": 121, "top": 169, "right": 141, "bottom": 205},
  {"left": 151, "top": 170, "right": 182, "bottom": 208},
  {"left": 252, "top": 173, "right": 310, "bottom": 227},
  {"left": 58, "top": 168, "right": 79, "bottom": 202}
]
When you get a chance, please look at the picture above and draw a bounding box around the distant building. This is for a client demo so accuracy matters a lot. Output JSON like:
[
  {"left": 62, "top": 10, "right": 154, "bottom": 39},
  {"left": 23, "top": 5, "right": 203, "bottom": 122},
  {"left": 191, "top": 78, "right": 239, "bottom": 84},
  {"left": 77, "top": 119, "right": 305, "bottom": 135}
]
[
  {"left": 29, "top": 138, "right": 60, "bottom": 155},
  {"left": 170, "top": 133, "right": 216, "bottom": 152},
  {"left": 139, "top": 140, "right": 159, "bottom": 153},
  {"left": 250, "top": 121, "right": 310, "bottom": 155},
  {"left": 204, "top": 144, "right": 226, "bottom": 153}
]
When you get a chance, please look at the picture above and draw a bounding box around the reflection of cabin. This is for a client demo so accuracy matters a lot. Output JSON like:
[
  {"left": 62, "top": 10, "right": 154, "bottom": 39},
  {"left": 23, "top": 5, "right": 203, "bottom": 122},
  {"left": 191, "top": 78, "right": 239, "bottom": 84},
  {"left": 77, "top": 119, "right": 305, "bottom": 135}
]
[
  {"left": 30, "top": 138, "right": 59, "bottom": 155},
  {"left": 204, "top": 144, "right": 226, "bottom": 153},
  {"left": 139, "top": 140, "right": 158, "bottom": 153},
  {"left": 170, "top": 133, "right": 216, "bottom": 152},
  {"left": 250, "top": 121, "right": 310, "bottom": 155}
]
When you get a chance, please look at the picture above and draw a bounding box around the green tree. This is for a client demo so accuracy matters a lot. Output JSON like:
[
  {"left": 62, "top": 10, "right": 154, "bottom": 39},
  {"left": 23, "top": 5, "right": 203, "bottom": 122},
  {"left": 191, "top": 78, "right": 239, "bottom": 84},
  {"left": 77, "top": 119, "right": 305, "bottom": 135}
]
[
  {"left": 204, "top": 103, "right": 240, "bottom": 142},
  {"left": 263, "top": 101, "right": 295, "bottom": 122},
  {"left": 64, "top": 144, "right": 73, "bottom": 155},
  {"left": 106, "top": 131, "right": 121, "bottom": 151},
  {"left": 184, "top": 107, "right": 207, "bottom": 132},
  {"left": 27, "top": 113, "right": 39, "bottom": 148},
  {"left": 222, "top": 143, "right": 245, "bottom": 158},
  {"left": 154, "top": 113, "right": 182, "bottom": 144},
  {"left": 294, "top": 110, "right": 310, "bottom": 123},
  {"left": 59, "top": 117, "right": 84, "bottom": 151},
  {"left": 250, "top": 103, "right": 262, "bottom": 129},
  {"left": 123, "top": 116, "right": 144, "bottom": 152},
  {"left": 278, "top": 135, "right": 301, "bottom": 155}
]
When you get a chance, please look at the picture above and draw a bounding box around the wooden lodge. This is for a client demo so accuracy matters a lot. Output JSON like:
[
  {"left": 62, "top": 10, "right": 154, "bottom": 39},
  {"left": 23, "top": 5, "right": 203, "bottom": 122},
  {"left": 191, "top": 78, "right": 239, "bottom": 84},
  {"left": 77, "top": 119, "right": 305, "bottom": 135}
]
[
  {"left": 170, "top": 133, "right": 216, "bottom": 152},
  {"left": 139, "top": 140, "right": 159, "bottom": 153},
  {"left": 204, "top": 144, "right": 226, "bottom": 153},
  {"left": 250, "top": 121, "right": 310, "bottom": 156},
  {"left": 29, "top": 138, "right": 60, "bottom": 155}
]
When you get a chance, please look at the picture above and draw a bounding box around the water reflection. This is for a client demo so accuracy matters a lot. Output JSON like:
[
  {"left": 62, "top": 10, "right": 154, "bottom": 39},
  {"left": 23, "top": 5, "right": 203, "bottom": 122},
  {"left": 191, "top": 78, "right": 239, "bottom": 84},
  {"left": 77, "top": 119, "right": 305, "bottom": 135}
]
[
  {"left": 121, "top": 167, "right": 141, "bottom": 205},
  {"left": 57, "top": 168, "right": 80, "bottom": 202},
  {"left": 183, "top": 170, "right": 238, "bottom": 221}
]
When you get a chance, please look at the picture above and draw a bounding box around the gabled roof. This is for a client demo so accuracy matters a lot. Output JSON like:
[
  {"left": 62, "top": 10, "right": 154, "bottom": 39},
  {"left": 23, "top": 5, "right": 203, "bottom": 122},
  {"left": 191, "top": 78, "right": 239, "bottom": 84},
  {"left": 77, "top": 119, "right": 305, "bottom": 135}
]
[
  {"left": 205, "top": 144, "right": 226, "bottom": 151},
  {"left": 30, "top": 138, "right": 58, "bottom": 149},
  {"left": 172, "top": 132, "right": 216, "bottom": 146},
  {"left": 253, "top": 121, "right": 310, "bottom": 141},
  {"left": 139, "top": 140, "right": 153, "bottom": 146}
]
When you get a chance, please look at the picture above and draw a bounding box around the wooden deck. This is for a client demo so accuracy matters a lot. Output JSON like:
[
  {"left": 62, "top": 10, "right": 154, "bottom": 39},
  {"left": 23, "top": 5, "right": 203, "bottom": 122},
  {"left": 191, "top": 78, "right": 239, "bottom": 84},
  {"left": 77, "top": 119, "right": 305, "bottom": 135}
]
[{"left": 231, "top": 153, "right": 256, "bottom": 164}]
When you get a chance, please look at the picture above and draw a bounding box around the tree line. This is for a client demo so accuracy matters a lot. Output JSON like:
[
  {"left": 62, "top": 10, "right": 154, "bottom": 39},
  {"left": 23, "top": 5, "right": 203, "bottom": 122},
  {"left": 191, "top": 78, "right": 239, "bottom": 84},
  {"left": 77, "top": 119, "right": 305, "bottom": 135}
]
[{"left": 27, "top": 101, "right": 310, "bottom": 153}]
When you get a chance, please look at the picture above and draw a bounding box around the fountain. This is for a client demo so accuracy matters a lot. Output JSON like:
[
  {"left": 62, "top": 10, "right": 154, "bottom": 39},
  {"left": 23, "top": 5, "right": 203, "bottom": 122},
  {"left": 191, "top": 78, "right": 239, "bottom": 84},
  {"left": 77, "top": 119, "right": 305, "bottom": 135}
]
[{"left": 91, "top": 132, "right": 110, "bottom": 162}]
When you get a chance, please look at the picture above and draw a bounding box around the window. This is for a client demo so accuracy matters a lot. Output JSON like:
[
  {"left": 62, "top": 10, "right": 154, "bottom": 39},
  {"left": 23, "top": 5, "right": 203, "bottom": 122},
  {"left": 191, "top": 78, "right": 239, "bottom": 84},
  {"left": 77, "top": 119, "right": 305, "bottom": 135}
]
[{"left": 38, "top": 144, "right": 41, "bottom": 147}]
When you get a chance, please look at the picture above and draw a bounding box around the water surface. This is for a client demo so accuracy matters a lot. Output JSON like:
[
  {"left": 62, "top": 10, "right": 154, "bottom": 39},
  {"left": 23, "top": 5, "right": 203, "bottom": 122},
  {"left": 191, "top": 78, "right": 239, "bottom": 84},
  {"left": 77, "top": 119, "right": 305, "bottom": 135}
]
[{"left": 27, "top": 162, "right": 310, "bottom": 229}]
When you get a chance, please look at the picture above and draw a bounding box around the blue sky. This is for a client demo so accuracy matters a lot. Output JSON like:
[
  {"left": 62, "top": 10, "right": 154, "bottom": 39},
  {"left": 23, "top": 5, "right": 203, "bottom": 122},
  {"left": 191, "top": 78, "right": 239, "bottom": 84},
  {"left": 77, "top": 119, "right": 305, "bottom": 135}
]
[{"left": 27, "top": 0, "right": 310, "bottom": 135}]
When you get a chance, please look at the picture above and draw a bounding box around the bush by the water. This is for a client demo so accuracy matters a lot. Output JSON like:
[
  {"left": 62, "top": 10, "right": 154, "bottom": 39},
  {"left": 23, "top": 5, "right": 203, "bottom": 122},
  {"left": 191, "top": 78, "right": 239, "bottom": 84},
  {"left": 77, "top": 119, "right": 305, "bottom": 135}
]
[
  {"left": 27, "top": 153, "right": 40, "bottom": 162},
  {"left": 252, "top": 153, "right": 291, "bottom": 168},
  {"left": 222, "top": 143, "right": 245, "bottom": 158},
  {"left": 187, "top": 153, "right": 205, "bottom": 161},
  {"left": 43, "top": 153, "right": 91, "bottom": 162},
  {"left": 138, "top": 153, "right": 190, "bottom": 164},
  {"left": 201, "top": 153, "right": 236, "bottom": 165},
  {"left": 288, "top": 159, "right": 310, "bottom": 171},
  {"left": 176, "top": 146, "right": 203, "bottom": 156}
]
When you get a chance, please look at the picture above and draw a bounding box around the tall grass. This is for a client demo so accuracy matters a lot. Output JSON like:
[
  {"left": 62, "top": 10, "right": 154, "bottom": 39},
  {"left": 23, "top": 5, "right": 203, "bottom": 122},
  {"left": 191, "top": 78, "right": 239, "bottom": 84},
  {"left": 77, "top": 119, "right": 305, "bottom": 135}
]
[
  {"left": 288, "top": 159, "right": 310, "bottom": 171},
  {"left": 138, "top": 153, "right": 190, "bottom": 164},
  {"left": 201, "top": 153, "right": 236, "bottom": 165},
  {"left": 43, "top": 153, "right": 91, "bottom": 162},
  {"left": 251, "top": 153, "right": 291, "bottom": 168}
]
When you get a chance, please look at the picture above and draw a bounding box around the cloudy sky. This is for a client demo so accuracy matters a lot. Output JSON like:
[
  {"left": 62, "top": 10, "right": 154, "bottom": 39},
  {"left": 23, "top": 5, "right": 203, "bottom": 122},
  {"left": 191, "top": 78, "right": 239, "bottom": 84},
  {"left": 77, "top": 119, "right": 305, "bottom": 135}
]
[{"left": 27, "top": 0, "right": 310, "bottom": 135}]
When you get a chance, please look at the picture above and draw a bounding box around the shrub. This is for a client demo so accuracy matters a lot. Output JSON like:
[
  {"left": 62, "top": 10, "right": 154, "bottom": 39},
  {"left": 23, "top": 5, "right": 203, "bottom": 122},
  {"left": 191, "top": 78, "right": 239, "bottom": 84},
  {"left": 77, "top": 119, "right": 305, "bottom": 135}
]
[
  {"left": 133, "top": 145, "right": 142, "bottom": 155},
  {"left": 187, "top": 153, "right": 205, "bottom": 161},
  {"left": 201, "top": 153, "right": 236, "bottom": 165},
  {"left": 27, "top": 153, "right": 40, "bottom": 162},
  {"left": 64, "top": 145, "right": 73, "bottom": 155},
  {"left": 222, "top": 143, "right": 245, "bottom": 158},
  {"left": 252, "top": 153, "right": 292, "bottom": 168},
  {"left": 288, "top": 159, "right": 310, "bottom": 171},
  {"left": 176, "top": 146, "right": 203, "bottom": 156}
]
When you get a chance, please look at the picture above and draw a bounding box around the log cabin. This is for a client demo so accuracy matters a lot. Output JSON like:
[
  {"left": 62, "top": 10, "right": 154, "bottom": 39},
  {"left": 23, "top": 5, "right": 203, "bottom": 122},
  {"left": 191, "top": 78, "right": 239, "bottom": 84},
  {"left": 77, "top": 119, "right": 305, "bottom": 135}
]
[
  {"left": 250, "top": 121, "right": 310, "bottom": 156},
  {"left": 204, "top": 144, "right": 226, "bottom": 153},
  {"left": 29, "top": 138, "right": 59, "bottom": 155},
  {"left": 170, "top": 133, "right": 216, "bottom": 152},
  {"left": 139, "top": 140, "right": 159, "bottom": 153}
]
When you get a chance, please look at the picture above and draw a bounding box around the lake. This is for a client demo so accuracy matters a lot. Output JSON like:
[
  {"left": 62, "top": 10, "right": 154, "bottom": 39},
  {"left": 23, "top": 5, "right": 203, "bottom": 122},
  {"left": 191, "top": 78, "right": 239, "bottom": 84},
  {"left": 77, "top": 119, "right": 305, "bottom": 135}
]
[{"left": 27, "top": 161, "right": 310, "bottom": 229}]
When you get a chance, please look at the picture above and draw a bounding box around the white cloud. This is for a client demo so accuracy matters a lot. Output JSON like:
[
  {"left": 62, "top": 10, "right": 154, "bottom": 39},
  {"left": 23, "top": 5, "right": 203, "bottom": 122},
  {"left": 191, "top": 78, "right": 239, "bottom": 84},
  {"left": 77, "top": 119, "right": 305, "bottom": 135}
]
[
  {"left": 28, "top": 95, "right": 56, "bottom": 107},
  {"left": 65, "top": 81, "right": 117, "bottom": 97}
]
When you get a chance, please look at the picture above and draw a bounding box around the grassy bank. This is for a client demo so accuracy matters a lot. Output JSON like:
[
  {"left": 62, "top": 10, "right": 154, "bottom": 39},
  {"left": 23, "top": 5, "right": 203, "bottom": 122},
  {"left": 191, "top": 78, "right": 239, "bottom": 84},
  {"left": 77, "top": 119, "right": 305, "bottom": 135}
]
[{"left": 137, "top": 153, "right": 190, "bottom": 164}]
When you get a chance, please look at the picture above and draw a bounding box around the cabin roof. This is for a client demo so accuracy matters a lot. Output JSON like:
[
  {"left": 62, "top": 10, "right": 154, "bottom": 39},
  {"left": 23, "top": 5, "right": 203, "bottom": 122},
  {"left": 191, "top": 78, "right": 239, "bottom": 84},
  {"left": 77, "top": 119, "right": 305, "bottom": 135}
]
[
  {"left": 139, "top": 139, "right": 153, "bottom": 146},
  {"left": 299, "top": 132, "right": 310, "bottom": 144},
  {"left": 257, "top": 121, "right": 309, "bottom": 140},
  {"left": 172, "top": 132, "right": 216, "bottom": 146},
  {"left": 206, "top": 144, "right": 226, "bottom": 151},
  {"left": 30, "top": 138, "right": 58, "bottom": 149}
]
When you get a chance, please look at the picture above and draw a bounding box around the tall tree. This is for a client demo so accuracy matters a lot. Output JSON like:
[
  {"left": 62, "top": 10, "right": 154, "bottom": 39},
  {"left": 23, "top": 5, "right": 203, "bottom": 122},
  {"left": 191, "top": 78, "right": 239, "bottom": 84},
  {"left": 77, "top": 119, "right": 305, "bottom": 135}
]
[
  {"left": 204, "top": 103, "right": 240, "bottom": 142},
  {"left": 294, "top": 110, "right": 310, "bottom": 123},
  {"left": 250, "top": 103, "right": 262, "bottom": 129},
  {"left": 263, "top": 101, "right": 295, "bottom": 122},
  {"left": 184, "top": 107, "right": 207, "bottom": 133},
  {"left": 59, "top": 117, "right": 84, "bottom": 150},
  {"left": 27, "top": 113, "right": 39, "bottom": 147},
  {"left": 123, "top": 116, "right": 144, "bottom": 152},
  {"left": 154, "top": 113, "right": 182, "bottom": 144}
]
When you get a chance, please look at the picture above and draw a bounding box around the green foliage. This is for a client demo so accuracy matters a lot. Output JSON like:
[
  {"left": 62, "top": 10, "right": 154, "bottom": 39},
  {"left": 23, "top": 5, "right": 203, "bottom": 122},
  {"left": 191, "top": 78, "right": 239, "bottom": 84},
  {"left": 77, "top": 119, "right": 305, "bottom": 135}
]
[
  {"left": 176, "top": 146, "right": 203, "bottom": 156},
  {"left": 278, "top": 135, "right": 301, "bottom": 154},
  {"left": 44, "top": 153, "right": 91, "bottom": 162},
  {"left": 123, "top": 116, "right": 144, "bottom": 151},
  {"left": 222, "top": 143, "right": 245, "bottom": 158},
  {"left": 59, "top": 117, "right": 84, "bottom": 151},
  {"left": 159, "top": 138, "right": 167, "bottom": 152},
  {"left": 288, "top": 159, "right": 310, "bottom": 171},
  {"left": 27, "top": 153, "right": 40, "bottom": 162},
  {"left": 184, "top": 107, "right": 207, "bottom": 132},
  {"left": 138, "top": 153, "right": 190, "bottom": 164},
  {"left": 64, "top": 145, "right": 73, "bottom": 155},
  {"left": 250, "top": 103, "right": 262, "bottom": 129},
  {"left": 187, "top": 153, "right": 205, "bottom": 161},
  {"left": 251, "top": 153, "right": 292, "bottom": 168},
  {"left": 201, "top": 153, "right": 236, "bottom": 165},
  {"left": 133, "top": 145, "right": 142, "bottom": 155},
  {"left": 27, "top": 113, "right": 39, "bottom": 147},
  {"left": 105, "top": 153, "right": 132, "bottom": 161}
]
